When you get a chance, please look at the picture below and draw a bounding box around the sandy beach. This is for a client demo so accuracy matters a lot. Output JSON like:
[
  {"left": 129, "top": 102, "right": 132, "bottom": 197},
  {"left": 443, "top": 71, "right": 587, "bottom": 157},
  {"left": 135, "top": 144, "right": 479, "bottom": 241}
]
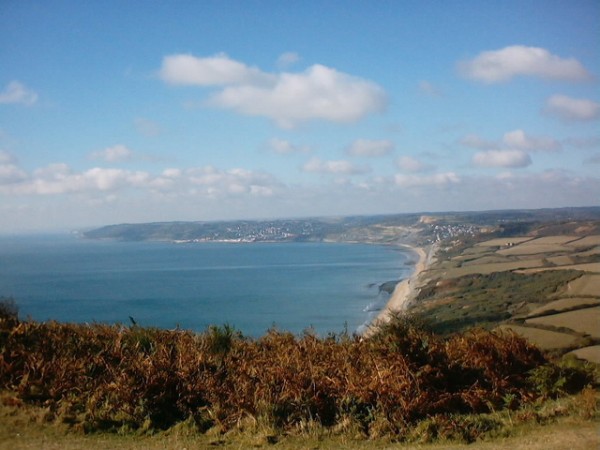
[{"left": 364, "top": 244, "right": 431, "bottom": 335}]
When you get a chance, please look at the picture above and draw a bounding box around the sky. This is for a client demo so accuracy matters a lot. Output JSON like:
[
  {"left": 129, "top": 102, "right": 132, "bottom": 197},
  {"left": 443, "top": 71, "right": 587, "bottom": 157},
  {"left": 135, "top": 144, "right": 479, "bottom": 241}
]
[{"left": 1, "top": 0, "right": 599, "bottom": 233}]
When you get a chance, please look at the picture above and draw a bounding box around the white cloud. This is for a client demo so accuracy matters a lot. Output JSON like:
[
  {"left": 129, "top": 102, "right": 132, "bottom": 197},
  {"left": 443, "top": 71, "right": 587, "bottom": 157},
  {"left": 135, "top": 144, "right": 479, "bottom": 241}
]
[
  {"left": 346, "top": 139, "right": 394, "bottom": 157},
  {"left": 0, "top": 159, "right": 281, "bottom": 200},
  {"left": 3, "top": 160, "right": 600, "bottom": 233},
  {"left": 159, "top": 54, "right": 387, "bottom": 128},
  {"left": 182, "top": 166, "right": 280, "bottom": 197},
  {"left": 394, "top": 172, "right": 460, "bottom": 188},
  {"left": 502, "top": 129, "right": 561, "bottom": 152},
  {"left": 29, "top": 165, "right": 149, "bottom": 195},
  {"left": 458, "top": 45, "right": 592, "bottom": 83},
  {"left": 159, "top": 53, "right": 273, "bottom": 86},
  {"left": 302, "top": 157, "right": 370, "bottom": 175},
  {"left": 162, "top": 168, "right": 182, "bottom": 178},
  {"left": 90, "top": 144, "right": 134, "bottom": 162},
  {"left": 0, "top": 151, "right": 28, "bottom": 185},
  {"left": 396, "top": 155, "right": 432, "bottom": 173},
  {"left": 267, "top": 138, "right": 311, "bottom": 155},
  {"left": 543, "top": 94, "right": 600, "bottom": 122},
  {"left": 277, "top": 52, "right": 300, "bottom": 68},
  {"left": 472, "top": 149, "right": 532, "bottom": 168},
  {"left": 461, "top": 130, "right": 561, "bottom": 153},
  {"left": 0, "top": 81, "right": 38, "bottom": 106},
  {"left": 211, "top": 64, "right": 387, "bottom": 128}
]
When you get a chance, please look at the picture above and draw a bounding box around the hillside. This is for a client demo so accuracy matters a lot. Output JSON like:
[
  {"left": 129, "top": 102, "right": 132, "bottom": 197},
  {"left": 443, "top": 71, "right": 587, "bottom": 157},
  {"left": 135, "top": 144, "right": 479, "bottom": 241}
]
[
  {"left": 405, "top": 221, "right": 600, "bottom": 364},
  {"left": 81, "top": 207, "right": 600, "bottom": 244}
]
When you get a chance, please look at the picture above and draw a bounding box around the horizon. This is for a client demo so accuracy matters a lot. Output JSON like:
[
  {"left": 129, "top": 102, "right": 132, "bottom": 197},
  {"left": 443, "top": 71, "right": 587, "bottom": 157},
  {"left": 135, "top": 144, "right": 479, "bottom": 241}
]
[
  {"left": 1, "top": 204, "right": 598, "bottom": 237},
  {"left": 1, "top": 1, "right": 599, "bottom": 233}
]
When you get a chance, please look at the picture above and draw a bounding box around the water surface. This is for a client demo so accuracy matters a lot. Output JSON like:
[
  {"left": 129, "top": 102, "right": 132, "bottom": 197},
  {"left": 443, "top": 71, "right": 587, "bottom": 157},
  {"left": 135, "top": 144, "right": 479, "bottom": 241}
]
[{"left": 0, "top": 235, "right": 412, "bottom": 337}]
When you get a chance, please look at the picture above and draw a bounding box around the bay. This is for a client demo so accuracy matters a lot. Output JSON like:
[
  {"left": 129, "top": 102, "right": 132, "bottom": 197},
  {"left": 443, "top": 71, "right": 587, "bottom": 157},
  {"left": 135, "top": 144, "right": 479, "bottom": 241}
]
[{"left": 0, "top": 234, "right": 412, "bottom": 337}]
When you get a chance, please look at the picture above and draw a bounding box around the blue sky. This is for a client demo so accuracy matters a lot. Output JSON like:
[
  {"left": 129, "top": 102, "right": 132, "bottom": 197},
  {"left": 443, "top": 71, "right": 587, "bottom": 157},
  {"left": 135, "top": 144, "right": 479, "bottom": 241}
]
[{"left": 1, "top": 1, "right": 599, "bottom": 232}]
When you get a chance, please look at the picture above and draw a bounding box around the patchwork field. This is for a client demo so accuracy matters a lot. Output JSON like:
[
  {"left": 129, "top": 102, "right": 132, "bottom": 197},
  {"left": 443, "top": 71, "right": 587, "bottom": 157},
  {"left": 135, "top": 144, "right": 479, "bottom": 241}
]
[
  {"left": 576, "top": 246, "right": 600, "bottom": 256},
  {"left": 438, "top": 259, "right": 544, "bottom": 278},
  {"left": 525, "top": 307, "right": 600, "bottom": 338},
  {"left": 475, "top": 237, "right": 533, "bottom": 247},
  {"left": 527, "top": 297, "right": 600, "bottom": 316},
  {"left": 497, "top": 243, "right": 575, "bottom": 256},
  {"left": 434, "top": 235, "right": 600, "bottom": 278},
  {"left": 497, "top": 325, "right": 578, "bottom": 350},
  {"left": 413, "top": 233, "right": 600, "bottom": 361},
  {"left": 559, "top": 274, "right": 600, "bottom": 297},
  {"left": 517, "top": 262, "right": 600, "bottom": 274},
  {"left": 568, "top": 345, "right": 600, "bottom": 364},
  {"left": 566, "top": 235, "right": 600, "bottom": 247}
]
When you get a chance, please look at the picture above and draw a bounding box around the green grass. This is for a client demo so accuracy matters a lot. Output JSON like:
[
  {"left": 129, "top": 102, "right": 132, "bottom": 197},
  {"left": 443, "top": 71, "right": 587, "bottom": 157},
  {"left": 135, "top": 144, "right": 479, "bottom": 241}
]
[{"left": 1, "top": 387, "right": 597, "bottom": 449}]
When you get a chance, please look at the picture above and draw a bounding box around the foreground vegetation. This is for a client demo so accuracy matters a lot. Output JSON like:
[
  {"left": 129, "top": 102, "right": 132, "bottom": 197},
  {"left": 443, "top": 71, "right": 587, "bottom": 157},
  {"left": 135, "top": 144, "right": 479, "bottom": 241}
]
[
  {"left": 0, "top": 301, "right": 597, "bottom": 447},
  {"left": 1, "top": 394, "right": 598, "bottom": 449}
]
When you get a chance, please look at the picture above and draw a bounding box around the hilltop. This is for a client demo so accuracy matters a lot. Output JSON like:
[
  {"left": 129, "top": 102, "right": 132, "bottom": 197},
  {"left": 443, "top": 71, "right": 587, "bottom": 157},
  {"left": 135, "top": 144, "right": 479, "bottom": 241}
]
[{"left": 83, "top": 207, "right": 600, "bottom": 245}]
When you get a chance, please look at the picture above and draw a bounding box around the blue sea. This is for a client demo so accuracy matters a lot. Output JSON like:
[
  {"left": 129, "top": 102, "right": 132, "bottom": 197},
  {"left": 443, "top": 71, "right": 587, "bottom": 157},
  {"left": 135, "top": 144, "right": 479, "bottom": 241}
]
[{"left": 0, "top": 235, "right": 413, "bottom": 337}]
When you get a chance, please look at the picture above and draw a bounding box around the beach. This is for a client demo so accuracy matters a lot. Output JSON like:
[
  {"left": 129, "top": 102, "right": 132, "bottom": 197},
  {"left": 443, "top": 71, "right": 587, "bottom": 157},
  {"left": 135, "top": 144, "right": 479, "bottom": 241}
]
[{"left": 364, "top": 244, "right": 431, "bottom": 335}]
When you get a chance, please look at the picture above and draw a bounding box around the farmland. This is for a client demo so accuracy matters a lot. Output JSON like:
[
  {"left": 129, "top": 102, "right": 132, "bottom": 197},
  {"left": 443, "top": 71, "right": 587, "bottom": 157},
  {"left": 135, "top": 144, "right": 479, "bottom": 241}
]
[{"left": 408, "top": 220, "right": 600, "bottom": 364}]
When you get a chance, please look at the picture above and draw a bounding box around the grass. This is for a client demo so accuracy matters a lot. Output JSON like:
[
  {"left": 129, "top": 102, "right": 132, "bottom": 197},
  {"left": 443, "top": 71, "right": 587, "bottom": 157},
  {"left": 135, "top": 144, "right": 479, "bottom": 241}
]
[
  {"left": 526, "top": 307, "right": 600, "bottom": 338},
  {"left": 517, "top": 263, "right": 600, "bottom": 274},
  {"left": 497, "top": 325, "right": 578, "bottom": 350},
  {"left": 522, "top": 236, "right": 581, "bottom": 245},
  {"left": 410, "top": 271, "right": 583, "bottom": 335},
  {"left": 558, "top": 274, "right": 600, "bottom": 297},
  {"left": 569, "top": 346, "right": 600, "bottom": 365},
  {"left": 566, "top": 235, "right": 600, "bottom": 247},
  {"left": 413, "top": 230, "right": 600, "bottom": 358},
  {"left": 0, "top": 387, "right": 597, "bottom": 449},
  {"left": 441, "top": 259, "right": 545, "bottom": 278},
  {"left": 527, "top": 298, "right": 600, "bottom": 317},
  {"left": 475, "top": 237, "right": 533, "bottom": 247},
  {"left": 497, "top": 244, "right": 574, "bottom": 256}
]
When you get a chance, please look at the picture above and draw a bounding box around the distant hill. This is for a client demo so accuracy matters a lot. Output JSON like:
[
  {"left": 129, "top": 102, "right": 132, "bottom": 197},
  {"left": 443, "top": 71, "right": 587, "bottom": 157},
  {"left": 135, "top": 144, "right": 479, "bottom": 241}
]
[
  {"left": 82, "top": 207, "right": 600, "bottom": 244},
  {"left": 82, "top": 215, "right": 423, "bottom": 243}
]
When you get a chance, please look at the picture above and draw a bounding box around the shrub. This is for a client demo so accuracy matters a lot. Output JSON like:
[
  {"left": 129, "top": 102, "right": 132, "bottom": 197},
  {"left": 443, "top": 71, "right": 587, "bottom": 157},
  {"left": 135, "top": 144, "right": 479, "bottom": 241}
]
[
  {"left": 528, "top": 355, "right": 596, "bottom": 398},
  {"left": 0, "top": 314, "right": 588, "bottom": 439},
  {"left": 0, "top": 297, "right": 18, "bottom": 322}
]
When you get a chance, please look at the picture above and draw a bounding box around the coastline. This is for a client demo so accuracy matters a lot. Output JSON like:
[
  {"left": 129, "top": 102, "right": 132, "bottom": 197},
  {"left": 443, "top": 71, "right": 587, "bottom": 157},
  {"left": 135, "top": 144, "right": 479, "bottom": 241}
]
[{"left": 363, "top": 244, "right": 431, "bottom": 335}]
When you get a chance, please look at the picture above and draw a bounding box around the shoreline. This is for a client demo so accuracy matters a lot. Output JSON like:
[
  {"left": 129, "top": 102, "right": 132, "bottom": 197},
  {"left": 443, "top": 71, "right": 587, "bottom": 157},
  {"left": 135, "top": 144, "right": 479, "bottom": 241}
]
[{"left": 363, "top": 244, "right": 431, "bottom": 335}]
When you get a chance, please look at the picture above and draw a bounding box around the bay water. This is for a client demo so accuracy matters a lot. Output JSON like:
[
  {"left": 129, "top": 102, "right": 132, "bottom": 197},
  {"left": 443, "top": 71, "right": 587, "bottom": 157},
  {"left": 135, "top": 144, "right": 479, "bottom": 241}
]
[{"left": 0, "top": 235, "right": 413, "bottom": 337}]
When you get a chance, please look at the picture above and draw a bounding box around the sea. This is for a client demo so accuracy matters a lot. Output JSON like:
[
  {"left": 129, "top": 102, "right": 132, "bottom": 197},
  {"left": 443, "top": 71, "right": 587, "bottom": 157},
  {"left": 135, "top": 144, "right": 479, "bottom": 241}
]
[{"left": 0, "top": 234, "right": 414, "bottom": 337}]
